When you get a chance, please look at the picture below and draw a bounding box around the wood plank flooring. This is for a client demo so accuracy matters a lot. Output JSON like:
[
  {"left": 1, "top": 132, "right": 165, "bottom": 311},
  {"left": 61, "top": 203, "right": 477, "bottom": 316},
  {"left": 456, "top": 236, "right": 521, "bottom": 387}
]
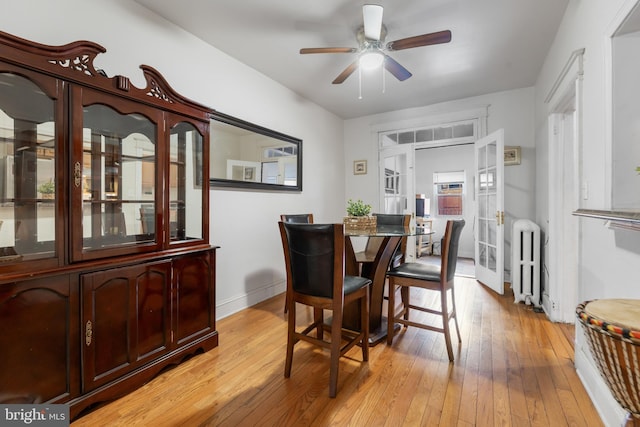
[{"left": 71, "top": 277, "right": 603, "bottom": 426}]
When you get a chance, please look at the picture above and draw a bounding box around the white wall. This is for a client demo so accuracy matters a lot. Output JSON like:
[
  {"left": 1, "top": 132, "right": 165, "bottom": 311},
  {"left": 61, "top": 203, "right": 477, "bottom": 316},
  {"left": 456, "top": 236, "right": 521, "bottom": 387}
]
[
  {"left": 534, "top": 1, "right": 640, "bottom": 425},
  {"left": 344, "top": 87, "right": 536, "bottom": 275},
  {"left": 0, "top": 0, "right": 346, "bottom": 319}
]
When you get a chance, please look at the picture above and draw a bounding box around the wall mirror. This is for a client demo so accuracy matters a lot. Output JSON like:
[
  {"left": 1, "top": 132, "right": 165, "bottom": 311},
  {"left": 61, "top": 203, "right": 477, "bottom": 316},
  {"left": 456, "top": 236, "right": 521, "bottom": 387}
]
[
  {"left": 209, "top": 111, "right": 302, "bottom": 191},
  {"left": 612, "top": 2, "right": 640, "bottom": 211}
]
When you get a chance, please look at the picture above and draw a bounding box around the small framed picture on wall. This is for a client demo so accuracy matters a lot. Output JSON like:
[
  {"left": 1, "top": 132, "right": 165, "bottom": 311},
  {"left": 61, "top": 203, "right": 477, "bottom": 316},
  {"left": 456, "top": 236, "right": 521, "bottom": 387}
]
[
  {"left": 353, "top": 160, "right": 367, "bottom": 175},
  {"left": 504, "top": 146, "right": 521, "bottom": 166}
]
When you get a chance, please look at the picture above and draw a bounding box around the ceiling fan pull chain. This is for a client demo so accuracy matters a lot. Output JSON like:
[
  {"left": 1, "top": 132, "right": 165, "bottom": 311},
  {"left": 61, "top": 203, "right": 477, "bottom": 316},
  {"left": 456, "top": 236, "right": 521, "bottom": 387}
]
[{"left": 358, "top": 65, "right": 363, "bottom": 100}]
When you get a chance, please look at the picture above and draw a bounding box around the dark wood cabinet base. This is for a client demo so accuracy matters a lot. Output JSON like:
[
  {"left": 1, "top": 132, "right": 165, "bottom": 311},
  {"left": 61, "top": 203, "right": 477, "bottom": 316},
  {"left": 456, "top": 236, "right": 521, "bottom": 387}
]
[{"left": 69, "top": 331, "right": 218, "bottom": 420}]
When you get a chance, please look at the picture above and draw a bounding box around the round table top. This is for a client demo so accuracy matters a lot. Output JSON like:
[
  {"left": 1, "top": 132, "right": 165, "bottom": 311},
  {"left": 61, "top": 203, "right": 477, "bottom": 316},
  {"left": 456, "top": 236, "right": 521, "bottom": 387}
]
[{"left": 584, "top": 299, "right": 640, "bottom": 332}]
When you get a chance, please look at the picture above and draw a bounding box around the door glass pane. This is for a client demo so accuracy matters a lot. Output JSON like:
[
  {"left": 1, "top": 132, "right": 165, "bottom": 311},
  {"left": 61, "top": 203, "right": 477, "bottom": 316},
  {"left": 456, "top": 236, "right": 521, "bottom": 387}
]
[
  {"left": 478, "top": 146, "right": 487, "bottom": 169},
  {"left": 170, "top": 122, "right": 202, "bottom": 242},
  {"left": 487, "top": 142, "right": 496, "bottom": 167},
  {"left": 479, "top": 219, "right": 487, "bottom": 242},
  {"left": 488, "top": 221, "right": 497, "bottom": 245},
  {"left": 479, "top": 243, "right": 487, "bottom": 268},
  {"left": 81, "top": 104, "right": 156, "bottom": 249},
  {"left": 0, "top": 72, "right": 56, "bottom": 261},
  {"left": 488, "top": 246, "right": 497, "bottom": 271}
]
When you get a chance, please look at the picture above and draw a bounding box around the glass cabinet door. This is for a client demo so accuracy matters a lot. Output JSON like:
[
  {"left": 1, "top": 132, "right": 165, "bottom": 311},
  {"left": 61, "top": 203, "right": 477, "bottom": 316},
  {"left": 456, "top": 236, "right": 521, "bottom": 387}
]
[
  {"left": 71, "top": 86, "right": 163, "bottom": 261},
  {"left": 0, "top": 69, "right": 59, "bottom": 265},
  {"left": 169, "top": 119, "right": 205, "bottom": 244}
]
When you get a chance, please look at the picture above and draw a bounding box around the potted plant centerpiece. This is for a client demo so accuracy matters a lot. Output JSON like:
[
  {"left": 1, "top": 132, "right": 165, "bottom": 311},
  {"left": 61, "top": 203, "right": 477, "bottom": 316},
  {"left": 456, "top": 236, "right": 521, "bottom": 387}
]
[
  {"left": 344, "top": 199, "right": 376, "bottom": 230},
  {"left": 37, "top": 179, "right": 55, "bottom": 199}
]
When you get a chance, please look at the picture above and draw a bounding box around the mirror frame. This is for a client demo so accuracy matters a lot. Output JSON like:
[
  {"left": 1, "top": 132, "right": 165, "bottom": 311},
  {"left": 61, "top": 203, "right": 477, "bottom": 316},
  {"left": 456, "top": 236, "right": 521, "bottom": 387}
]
[{"left": 209, "top": 111, "right": 302, "bottom": 192}]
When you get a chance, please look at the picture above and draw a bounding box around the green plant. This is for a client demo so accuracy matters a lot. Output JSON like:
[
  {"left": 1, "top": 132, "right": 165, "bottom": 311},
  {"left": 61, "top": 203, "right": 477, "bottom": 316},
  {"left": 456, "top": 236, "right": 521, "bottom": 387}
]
[
  {"left": 37, "top": 180, "right": 55, "bottom": 194},
  {"left": 346, "top": 199, "right": 372, "bottom": 216}
]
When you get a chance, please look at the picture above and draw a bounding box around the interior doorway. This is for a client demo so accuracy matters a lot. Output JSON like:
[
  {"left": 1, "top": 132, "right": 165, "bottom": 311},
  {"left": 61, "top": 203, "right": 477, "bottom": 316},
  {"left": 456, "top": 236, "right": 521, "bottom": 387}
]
[{"left": 547, "top": 87, "right": 581, "bottom": 323}]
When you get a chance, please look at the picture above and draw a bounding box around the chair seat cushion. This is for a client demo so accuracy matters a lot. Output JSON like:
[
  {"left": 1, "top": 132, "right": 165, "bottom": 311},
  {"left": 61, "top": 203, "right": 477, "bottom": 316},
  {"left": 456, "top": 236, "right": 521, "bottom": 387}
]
[
  {"left": 344, "top": 275, "right": 371, "bottom": 294},
  {"left": 387, "top": 262, "right": 441, "bottom": 281}
]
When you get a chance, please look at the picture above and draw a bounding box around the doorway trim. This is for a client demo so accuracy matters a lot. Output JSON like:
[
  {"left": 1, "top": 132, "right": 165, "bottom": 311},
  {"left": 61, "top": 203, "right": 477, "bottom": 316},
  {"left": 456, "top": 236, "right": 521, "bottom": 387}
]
[{"left": 544, "top": 48, "right": 584, "bottom": 323}]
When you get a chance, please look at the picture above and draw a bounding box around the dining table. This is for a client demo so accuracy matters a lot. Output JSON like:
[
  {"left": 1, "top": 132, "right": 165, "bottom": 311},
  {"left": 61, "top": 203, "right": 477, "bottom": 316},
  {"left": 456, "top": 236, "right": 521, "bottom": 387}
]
[{"left": 342, "top": 223, "right": 434, "bottom": 345}]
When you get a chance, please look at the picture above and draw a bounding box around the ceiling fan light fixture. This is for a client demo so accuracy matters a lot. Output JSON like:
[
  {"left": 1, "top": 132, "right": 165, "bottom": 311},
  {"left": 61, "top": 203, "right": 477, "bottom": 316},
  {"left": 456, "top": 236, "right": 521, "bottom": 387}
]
[{"left": 359, "top": 50, "right": 384, "bottom": 70}]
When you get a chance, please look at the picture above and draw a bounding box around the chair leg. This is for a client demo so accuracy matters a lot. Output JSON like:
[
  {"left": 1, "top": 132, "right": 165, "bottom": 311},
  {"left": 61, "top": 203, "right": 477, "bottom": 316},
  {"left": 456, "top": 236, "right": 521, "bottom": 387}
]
[
  {"left": 284, "top": 288, "right": 290, "bottom": 313},
  {"left": 401, "top": 286, "right": 410, "bottom": 321},
  {"left": 284, "top": 301, "right": 296, "bottom": 377},
  {"left": 314, "top": 307, "right": 324, "bottom": 339},
  {"left": 450, "top": 287, "right": 462, "bottom": 343},
  {"left": 329, "top": 311, "right": 342, "bottom": 398},
  {"left": 441, "top": 287, "right": 454, "bottom": 362},
  {"left": 361, "top": 289, "right": 370, "bottom": 361},
  {"left": 387, "top": 281, "right": 396, "bottom": 345}
]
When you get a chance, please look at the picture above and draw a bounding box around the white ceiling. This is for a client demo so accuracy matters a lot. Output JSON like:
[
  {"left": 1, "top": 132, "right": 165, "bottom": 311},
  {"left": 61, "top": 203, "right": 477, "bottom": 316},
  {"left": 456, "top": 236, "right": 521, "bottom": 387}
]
[{"left": 133, "top": 0, "right": 569, "bottom": 120}]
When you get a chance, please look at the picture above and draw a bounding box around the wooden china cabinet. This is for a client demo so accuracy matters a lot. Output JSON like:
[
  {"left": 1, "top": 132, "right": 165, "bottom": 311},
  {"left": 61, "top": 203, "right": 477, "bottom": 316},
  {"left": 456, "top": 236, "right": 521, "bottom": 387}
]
[{"left": 0, "top": 31, "right": 218, "bottom": 419}]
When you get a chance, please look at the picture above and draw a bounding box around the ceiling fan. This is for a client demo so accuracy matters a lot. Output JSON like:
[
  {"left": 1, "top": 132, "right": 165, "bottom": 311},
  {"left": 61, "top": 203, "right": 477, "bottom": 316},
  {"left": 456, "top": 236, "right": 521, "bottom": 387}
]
[{"left": 300, "top": 4, "right": 452, "bottom": 84}]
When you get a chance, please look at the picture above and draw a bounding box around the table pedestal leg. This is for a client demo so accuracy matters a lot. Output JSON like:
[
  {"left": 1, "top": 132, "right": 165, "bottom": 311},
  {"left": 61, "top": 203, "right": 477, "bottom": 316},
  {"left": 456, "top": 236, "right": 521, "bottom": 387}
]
[{"left": 344, "top": 235, "right": 402, "bottom": 345}]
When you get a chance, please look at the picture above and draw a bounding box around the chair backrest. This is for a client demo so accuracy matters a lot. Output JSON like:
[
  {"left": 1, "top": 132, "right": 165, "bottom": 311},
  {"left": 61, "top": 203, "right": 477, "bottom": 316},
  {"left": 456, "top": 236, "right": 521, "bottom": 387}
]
[
  {"left": 279, "top": 222, "right": 343, "bottom": 299},
  {"left": 280, "top": 213, "right": 314, "bottom": 224},
  {"left": 373, "top": 213, "right": 408, "bottom": 226},
  {"left": 441, "top": 219, "right": 465, "bottom": 282},
  {"left": 140, "top": 205, "right": 154, "bottom": 234},
  {"left": 372, "top": 213, "right": 411, "bottom": 265}
]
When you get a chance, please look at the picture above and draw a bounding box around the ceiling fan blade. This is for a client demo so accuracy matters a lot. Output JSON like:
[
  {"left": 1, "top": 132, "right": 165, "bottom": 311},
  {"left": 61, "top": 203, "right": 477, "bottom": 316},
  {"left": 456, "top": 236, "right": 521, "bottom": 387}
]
[
  {"left": 384, "top": 55, "right": 412, "bottom": 81},
  {"left": 332, "top": 60, "right": 359, "bottom": 84},
  {"left": 363, "top": 4, "right": 383, "bottom": 40},
  {"left": 300, "top": 47, "right": 357, "bottom": 54},
  {"left": 386, "top": 30, "right": 452, "bottom": 51}
]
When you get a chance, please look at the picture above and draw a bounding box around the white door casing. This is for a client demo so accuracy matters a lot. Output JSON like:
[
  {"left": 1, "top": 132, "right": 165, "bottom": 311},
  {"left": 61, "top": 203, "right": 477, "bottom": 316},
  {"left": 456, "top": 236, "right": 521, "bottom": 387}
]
[{"left": 545, "top": 48, "right": 583, "bottom": 323}]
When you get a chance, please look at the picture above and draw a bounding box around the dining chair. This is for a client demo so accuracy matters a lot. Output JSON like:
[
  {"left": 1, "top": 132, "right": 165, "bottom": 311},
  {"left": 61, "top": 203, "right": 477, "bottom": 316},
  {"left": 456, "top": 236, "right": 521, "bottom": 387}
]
[
  {"left": 280, "top": 213, "right": 314, "bottom": 224},
  {"left": 279, "top": 214, "right": 314, "bottom": 313},
  {"left": 386, "top": 219, "right": 465, "bottom": 362},
  {"left": 278, "top": 222, "right": 370, "bottom": 397}
]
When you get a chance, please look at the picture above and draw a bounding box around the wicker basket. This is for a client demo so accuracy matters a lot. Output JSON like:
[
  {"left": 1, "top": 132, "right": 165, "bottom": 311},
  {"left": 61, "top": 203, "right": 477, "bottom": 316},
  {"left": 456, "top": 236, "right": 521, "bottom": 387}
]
[
  {"left": 576, "top": 299, "right": 640, "bottom": 421},
  {"left": 343, "top": 215, "right": 377, "bottom": 230}
]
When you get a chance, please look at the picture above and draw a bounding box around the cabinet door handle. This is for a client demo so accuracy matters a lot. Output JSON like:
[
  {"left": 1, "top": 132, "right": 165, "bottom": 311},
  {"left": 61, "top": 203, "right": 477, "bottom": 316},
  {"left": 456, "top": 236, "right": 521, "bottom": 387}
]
[
  {"left": 74, "top": 161, "right": 82, "bottom": 188},
  {"left": 85, "top": 320, "right": 92, "bottom": 346}
]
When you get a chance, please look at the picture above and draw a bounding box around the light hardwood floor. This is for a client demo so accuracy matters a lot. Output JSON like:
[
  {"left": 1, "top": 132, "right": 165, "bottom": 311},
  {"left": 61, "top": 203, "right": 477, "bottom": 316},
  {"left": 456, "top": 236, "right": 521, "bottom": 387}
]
[{"left": 72, "top": 277, "right": 603, "bottom": 426}]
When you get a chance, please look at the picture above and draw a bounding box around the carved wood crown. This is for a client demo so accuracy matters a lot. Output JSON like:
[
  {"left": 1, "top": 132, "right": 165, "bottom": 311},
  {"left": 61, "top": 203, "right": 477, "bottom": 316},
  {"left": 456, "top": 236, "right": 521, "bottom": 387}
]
[{"left": 0, "top": 30, "right": 210, "bottom": 116}]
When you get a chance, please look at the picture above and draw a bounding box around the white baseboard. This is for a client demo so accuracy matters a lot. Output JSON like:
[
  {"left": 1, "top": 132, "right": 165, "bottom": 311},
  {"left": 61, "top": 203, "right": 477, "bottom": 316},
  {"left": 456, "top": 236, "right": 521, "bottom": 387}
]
[
  {"left": 216, "top": 280, "right": 286, "bottom": 320},
  {"left": 574, "top": 343, "right": 628, "bottom": 427}
]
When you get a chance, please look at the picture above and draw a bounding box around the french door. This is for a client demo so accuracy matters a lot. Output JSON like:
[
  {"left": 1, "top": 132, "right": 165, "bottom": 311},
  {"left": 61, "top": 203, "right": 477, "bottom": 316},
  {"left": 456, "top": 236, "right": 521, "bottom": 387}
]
[
  {"left": 379, "top": 144, "right": 416, "bottom": 262},
  {"left": 474, "top": 129, "right": 504, "bottom": 294}
]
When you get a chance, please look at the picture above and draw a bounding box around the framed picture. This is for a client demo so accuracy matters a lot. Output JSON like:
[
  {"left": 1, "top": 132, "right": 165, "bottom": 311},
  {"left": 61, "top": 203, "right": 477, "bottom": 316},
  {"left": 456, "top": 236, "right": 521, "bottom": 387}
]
[
  {"left": 353, "top": 160, "right": 367, "bottom": 175},
  {"left": 244, "top": 167, "right": 255, "bottom": 181},
  {"left": 504, "top": 146, "right": 521, "bottom": 166}
]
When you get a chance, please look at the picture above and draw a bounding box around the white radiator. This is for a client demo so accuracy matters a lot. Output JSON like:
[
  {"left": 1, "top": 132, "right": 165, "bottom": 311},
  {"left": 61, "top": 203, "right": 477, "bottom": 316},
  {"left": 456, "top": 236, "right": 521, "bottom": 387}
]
[{"left": 512, "top": 219, "right": 541, "bottom": 307}]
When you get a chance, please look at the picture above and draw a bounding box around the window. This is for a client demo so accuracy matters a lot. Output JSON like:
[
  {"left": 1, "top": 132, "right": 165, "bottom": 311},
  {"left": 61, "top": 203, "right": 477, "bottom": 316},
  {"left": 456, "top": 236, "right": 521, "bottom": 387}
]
[
  {"left": 434, "top": 171, "right": 465, "bottom": 216},
  {"left": 380, "top": 120, "right": 477, "bottom": 148}
]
